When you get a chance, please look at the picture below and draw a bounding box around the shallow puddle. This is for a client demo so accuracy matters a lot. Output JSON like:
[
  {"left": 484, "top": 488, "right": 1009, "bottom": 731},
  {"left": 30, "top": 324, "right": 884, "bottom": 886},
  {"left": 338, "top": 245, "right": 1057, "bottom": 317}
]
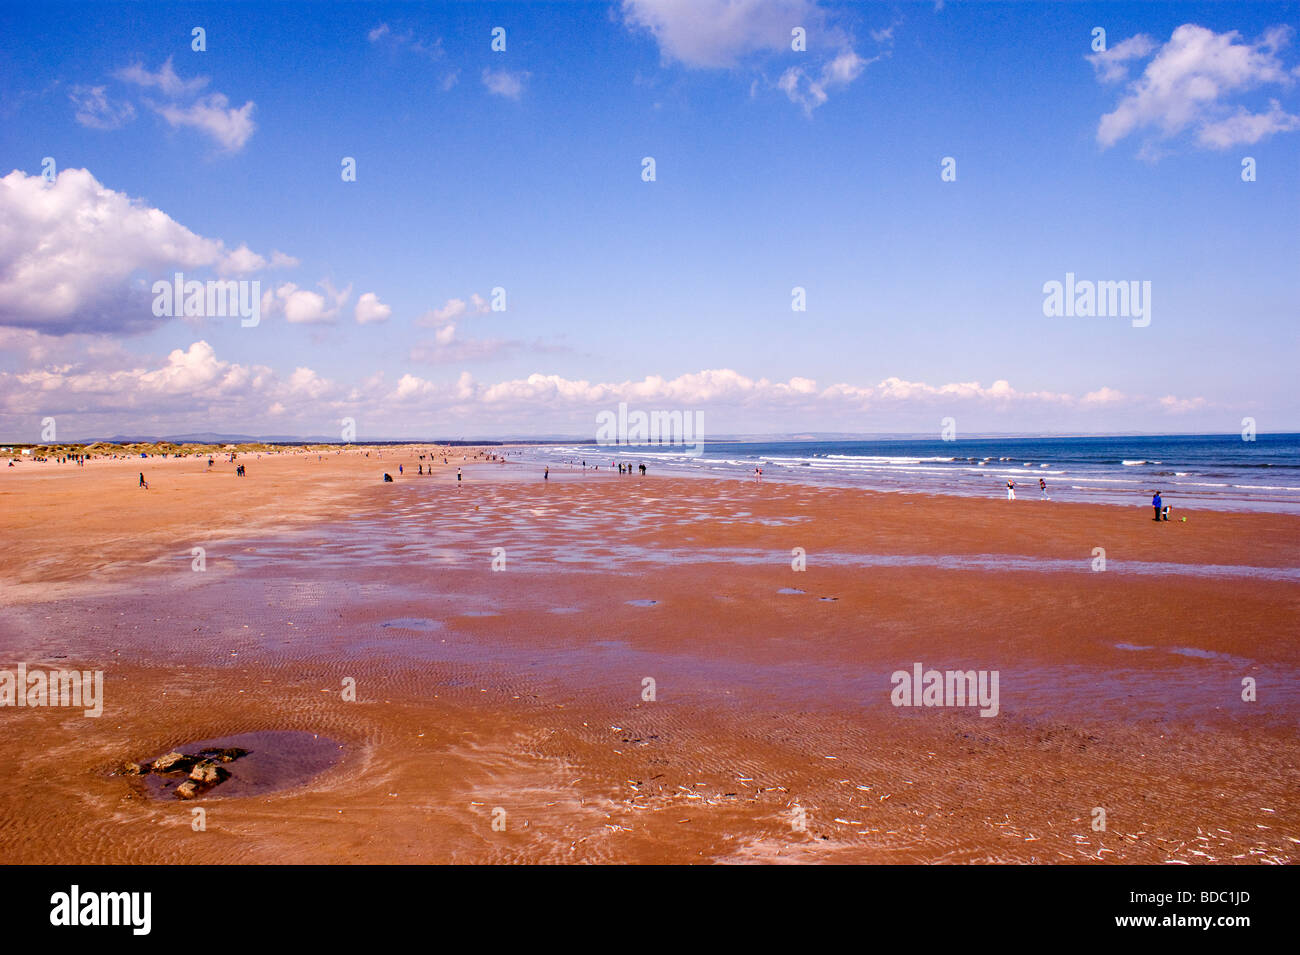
[{"left": 133, "top": 730, "right": 346, "bottom": 801}]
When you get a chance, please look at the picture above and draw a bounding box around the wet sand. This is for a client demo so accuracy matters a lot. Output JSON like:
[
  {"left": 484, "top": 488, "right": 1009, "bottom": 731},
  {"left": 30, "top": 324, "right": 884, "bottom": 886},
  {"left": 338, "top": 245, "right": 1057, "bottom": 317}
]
[{"left": 1, "top": 448, "right": 1296, "bottom": 863}]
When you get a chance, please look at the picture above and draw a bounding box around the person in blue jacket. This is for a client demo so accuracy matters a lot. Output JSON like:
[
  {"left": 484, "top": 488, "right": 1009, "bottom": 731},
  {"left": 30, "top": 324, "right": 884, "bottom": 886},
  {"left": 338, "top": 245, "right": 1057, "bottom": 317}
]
[{"left": 1152, "top": 491, "right": 1162, "bottom": 521}]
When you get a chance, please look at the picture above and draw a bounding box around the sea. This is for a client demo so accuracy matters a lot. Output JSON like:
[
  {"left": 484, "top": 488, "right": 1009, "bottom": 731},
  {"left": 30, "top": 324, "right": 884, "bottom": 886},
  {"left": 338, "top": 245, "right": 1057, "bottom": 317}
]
[{"left": 513, "top": 433, "right": 1300, "bottom": 514}]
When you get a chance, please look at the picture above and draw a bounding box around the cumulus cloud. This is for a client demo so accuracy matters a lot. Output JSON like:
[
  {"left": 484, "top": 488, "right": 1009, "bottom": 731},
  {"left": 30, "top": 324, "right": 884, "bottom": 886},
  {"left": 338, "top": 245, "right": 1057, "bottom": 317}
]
[
  {"left": 219, "top": 245, "right": 299, "bottom": 275},
  {"left": 1096, "top": 24, "right": 1300, "bottom": 154},
  {"left": 355, "top": 292, "right": 392, "bottom": 325},
  {"left": 68, "top": 85, "right": 136, "bottom": 130},
  {"left": 8, "top": 341, "right": 258, "bottom": 407},
  {"left": 622, "top": 0, "right": 815, "bottom": 69},
  {"left": 1158, "top": 394, "right": 1208, "bottom": 413},
  {"left": 0, "top": 335, "right": 1212, "bottom": 436},
  {"left": 154, "top": 93, "right": 256, "bottom": 152},
  {"left": 0, "top": 168, "right": 289, "bottom": 335},
  {"left": 0, "top": 340, "right": 340, "bottom": 425},
  {"left": 1197, "top": 97, "right": 1300, "bottom": 147},
  {"left": 482, "top": 68, "right": 529, "bottom": 99},
  {"left": 622, "top": 0, "right": 883, "bottom": 114},
  {"left": 1081, "top": 387, "right": 1126, "bottom": 405},
  {"left": 261, "top": 280, "right": 351, "bottom": 325},
  {"left": 105, "top": 57, "right": 256, "bottom": 152},
  {"left": 383, "top": 368, "right": 1151, "bottom": 415},
  {"left": 409, "top": 294, "right": 506, "bottom": 359},
  {"left": 287, "top": 366, "right": 332, "bottom": 399},
  {"left": 1086, "top": 34, "right": 1157, "bottom": 84}
]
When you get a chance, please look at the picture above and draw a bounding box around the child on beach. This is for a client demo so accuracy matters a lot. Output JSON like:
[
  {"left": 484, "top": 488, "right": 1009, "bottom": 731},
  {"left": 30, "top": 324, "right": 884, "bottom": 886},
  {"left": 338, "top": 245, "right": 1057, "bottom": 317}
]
[
  {"left": 1039, "top": 477, "right": 1049, "bottom": 500},
  {"left": 138, "top": 472, "right": 148, "bottom": 490},
  {"left": 1006, "top": 480, "right": 1015, "bottom": 500}
]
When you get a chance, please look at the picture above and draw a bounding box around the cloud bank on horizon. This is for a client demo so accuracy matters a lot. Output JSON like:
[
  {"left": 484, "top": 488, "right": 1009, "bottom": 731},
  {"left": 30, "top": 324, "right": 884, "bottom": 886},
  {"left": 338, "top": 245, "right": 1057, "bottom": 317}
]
[{"left": 0, "top": 1, "right": 1296, "bottom": 439}]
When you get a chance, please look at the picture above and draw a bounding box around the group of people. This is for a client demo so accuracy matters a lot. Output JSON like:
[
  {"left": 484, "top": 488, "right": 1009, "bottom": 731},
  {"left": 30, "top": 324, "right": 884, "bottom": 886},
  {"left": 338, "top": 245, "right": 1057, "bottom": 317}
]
[
  {"left": 1005, "top": 478, "right": 1050, "bottom": 500},
  {"left": 384, "top": 466, "right": 463, "bottom": 482},
  {"left": 1004, "top": 477, "right": 1176, "bottom": 520}
]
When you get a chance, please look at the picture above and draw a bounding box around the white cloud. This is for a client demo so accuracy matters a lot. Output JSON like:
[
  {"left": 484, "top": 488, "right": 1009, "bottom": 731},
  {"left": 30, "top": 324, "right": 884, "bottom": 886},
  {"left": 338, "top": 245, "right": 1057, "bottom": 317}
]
[
  {"left": 416, "top": 294, "right": 491, "bottom": 327},
  {"left": 116, "top": 57, "right": 209, "bottom": 98},
  {"left": 355, "top": 292, "right": 392, "bottom": 325},
  {"left": 11, "top": 341, "right": 250, "bottom": 404},
  {"left": 262, "top": 280, "right": 351, "bottom": 324},
  {"left": 0, "top": 168, "right": 285, "bottom": 335},
  {"left": 779, "top": 49, "right": 871, "bottom": 114},
  {"left": 0, "top": 340, "right": 341, "bottom": 424},
  {"left": 1197, "top": 97, "right": 1300, "bottom": 146},
  {"left": 287, "top": 366, "right": 331, "bottom": 398},
  {"left": 401, "top": 369, "right": 1083, "bottom": 410},
  {"left": 68, "top": 85, "right": 136, "bottom": 130},
  {"left": 1086, "top": 34, "right": 1156, "bottom": 84},
  {"left": 154, "top": 93, "right": 256, "bottom": 152},
  {"left": 1158, "top": 394, "right": 1207, "bottom": 413},
  {"left": 110, "top": 57, "right": 256, "bottom": 152},
  {"left": 217, "top": 245, "right": 297, "bottom": 276},
  {"left": 0, "top": 336, "right": 1213, "bottom": 435},
  {"left": 367, "top": 22, "right": 443, "bottom": 60},
  {"left": 622, "top": 0, "right": 815, "bottom": 69},
  {"left": 1081, "top": 387, "right": 1126, "bottom": 405},
  {"left": 408, "top": 293, "right": 503, "bottom": 358},
  {"left": 1096, "top": 24, "right": 1300, "bottom": 153},
  {"left": 482, "top": 68, "right": 529, "bottom": 99},
  {"left": 623, "top": 0, "right": 880, "bottom": 113}
]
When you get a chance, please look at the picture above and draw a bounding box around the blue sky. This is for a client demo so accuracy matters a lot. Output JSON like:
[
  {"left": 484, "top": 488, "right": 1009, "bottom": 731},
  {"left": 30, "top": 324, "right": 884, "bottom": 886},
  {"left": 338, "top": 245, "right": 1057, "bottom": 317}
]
[{"left": 1, "top": 1, "right": 1297, "bottom": 439}]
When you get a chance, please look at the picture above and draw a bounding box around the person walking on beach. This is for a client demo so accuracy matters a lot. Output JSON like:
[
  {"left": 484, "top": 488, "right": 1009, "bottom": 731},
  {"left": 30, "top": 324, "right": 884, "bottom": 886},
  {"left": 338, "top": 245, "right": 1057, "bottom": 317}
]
[
  {"left": 138, "top": 472, "right": 148, "bottom": 490},
  {"left": 1006, "top": 479, "right": 1016, "bottom": 500},
  {"left": 1152, "top": 491, "right": 1163, "bottom": 521},
  {"left": 1039, "top": 477, "right": 1049, "bottom": 500},
  {"left": 457, "top": 468, "right": 462, "bottom": 483}
]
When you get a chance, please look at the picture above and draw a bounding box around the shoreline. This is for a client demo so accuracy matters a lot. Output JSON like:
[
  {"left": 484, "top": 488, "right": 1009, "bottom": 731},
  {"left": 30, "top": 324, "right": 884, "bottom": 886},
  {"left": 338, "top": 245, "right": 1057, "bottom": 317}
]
[{"left": 1, "top": 444, "right": 1296, "bottom": 863}]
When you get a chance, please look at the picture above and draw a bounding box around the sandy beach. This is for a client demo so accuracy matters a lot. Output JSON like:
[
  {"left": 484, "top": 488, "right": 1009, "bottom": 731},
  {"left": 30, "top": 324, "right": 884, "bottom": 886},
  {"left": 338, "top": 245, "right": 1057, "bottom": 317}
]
[{"left": 0, "top": 447, "right": 1296, "bottom": 864}]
